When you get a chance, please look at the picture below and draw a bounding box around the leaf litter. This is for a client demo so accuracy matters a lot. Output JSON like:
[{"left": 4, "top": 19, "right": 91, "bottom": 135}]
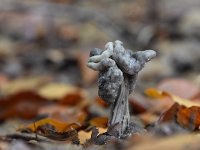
[{"left": 1, "top": 76, "right": 200, "bottom": 150}]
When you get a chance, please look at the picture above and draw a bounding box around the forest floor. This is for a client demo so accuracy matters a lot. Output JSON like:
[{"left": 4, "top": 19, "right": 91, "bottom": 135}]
[{"left": 1, "top": 0, "right": 200, "bottom": 149}]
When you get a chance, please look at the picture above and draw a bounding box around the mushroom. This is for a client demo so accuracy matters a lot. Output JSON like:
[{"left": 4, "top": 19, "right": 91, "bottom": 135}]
[{"left": 87, "top": 40, "right": 156, "bottom": 137}]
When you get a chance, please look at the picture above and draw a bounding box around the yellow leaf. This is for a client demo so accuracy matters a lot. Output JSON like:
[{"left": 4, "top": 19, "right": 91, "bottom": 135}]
[
  {"left": 145, "top": 88, "right": 168, "bottom": 99},
  {"left": 0, "top": 76, "right": 51, "bottom": 96},
  {"left": 78, "top": 128, "right": 107, "bottom": 144},
  {"left": 145, "top": 88, "right": 200, "bottom": 107},
  {"left": 78, "top": 130, "right": 92, "bottom": 144},
  {"left": 98, "top": 128, "right": 107, "bottom": 134},
  {"left": 38, "top": 83, "right": 86, "bottom": 100}
]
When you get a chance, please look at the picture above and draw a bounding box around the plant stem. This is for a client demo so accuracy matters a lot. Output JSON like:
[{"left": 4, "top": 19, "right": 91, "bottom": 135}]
[{"left": 109, "top": 75, "right": 130, "bottom": 136}]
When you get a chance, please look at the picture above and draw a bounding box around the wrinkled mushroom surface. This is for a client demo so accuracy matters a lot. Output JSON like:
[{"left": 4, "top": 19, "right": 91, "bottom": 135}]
[{"left": 87, "top": 40, "right": 156, "bottom": 137}]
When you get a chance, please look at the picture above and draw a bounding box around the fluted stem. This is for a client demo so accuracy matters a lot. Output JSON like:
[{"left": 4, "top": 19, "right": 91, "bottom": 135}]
[{"left": 109, "top": 75, "right": 130, "bottom": 136}]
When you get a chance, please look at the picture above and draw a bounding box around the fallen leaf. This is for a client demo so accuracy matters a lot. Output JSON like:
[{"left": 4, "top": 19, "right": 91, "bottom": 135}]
[
  {"left": 37, "top": 126, "right": 79, "bottom": 143},
  {"left": 177, "top": 105, "right": 200, "bottom": 130},
  {"left": 145, "top": 88, "right": 200, "bottom": 107},
  {"left": 158, "top": 103, "right": 179, "bottom": 123},
  {"left": 19, "top": 117, "right": 107, "bottom": 144},
  {"left": 18, "top": 118, "right": 81, "bottom": 133},
  {"left": 0, "top": 91, "right": 49, "bottom": 120},
  {"left": 157, "top": 78, "right": 199, "bottom": 99},
  {"left": 78, "top": 128, "right": 107, "bottom": 144},
  {"left": 78, "top": 130, "right": 92, "bottom": 144},
  {"left": 154, "top": 101, "right": 200, "bottom": 130},
  {"left": 95, "top": 97, "right": 108, "bottom": 108},
  {"left": 146, "top": 88, "right": 200, "bottom": 130},
  {"left": 89, "top": 117, "right": 108, "bottom": 128},
  {"left": 38, "top": 105, "right": 87, "bottom": 123},
  {"left": 59, "top": 93, "right": 83, "bottom": 106},
  {"left": 145, "top": 88, "right": 168, "bottom": 99},
  {"left": 0, "top": 76, "right": 51, "bottom": 96},
  {"left": 129, "top": 98, "right": 147, "bottom": 114},
  {"left": 38, "top": 83, "right": 86, "bottom": 100}
]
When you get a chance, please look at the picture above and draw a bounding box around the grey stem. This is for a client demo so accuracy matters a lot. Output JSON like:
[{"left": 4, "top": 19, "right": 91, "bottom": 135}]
[{"left": 109, "top": 74, "right": 131, "bottom": 136}]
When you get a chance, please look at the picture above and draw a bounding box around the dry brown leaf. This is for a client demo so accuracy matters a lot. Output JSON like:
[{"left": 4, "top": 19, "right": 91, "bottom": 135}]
[
  {"left": 89, "top": 117, "right": 108, "bottom": 128},
  {"left": 59, "top": 93, "right": 83, "bottom": 106},
  {"left": 157, "top": 102, "right": 200, "bottom": 130},
  {"left": 19, "top": 117, "right": 107, "bottom": 144},
  {"left": 129, "top": 98, "right": 147, "bottom": 114},
  {"left": 158, "top": 103, "right": 179, "bottom": 123},
  {"left": 0, "top": 91, "right": 49, "bottom": 120},
  {"left": 146, "top": 88, "right": 200, "bottom": 130},
  {"left": 95, "top": 97, "right": 108, "bottom": 108},
  {"left": 38, "top": 105, "right": 87, "bottom": 123},
  {"left": 18, "top": 118, "right": 81, "bottom": 133},
  {"left": 176, "top": 105, "right": 200, "bottom": 130},
  {"left": 40, "top": 128, "right": 79, "bottom": 142},
  {"left": 19, "top": 118, "right": 80, "bottom": 142}
]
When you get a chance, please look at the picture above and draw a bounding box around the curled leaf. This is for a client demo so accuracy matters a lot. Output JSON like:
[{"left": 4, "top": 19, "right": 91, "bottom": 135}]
[
  {"left": 159, "top": 103, "right": 200, "bottom": 131},
  {"left": 18, "top": 118, "right": 81, "bottom": 133},
  {"left": 37, "top": 124, "right": 79, "bottom": 143},
  {"left": 146, "top": 88, "right": 200, "bottom": 130},
  {"left": 177, "top": 105, "right": 200, "bottom": 130}
]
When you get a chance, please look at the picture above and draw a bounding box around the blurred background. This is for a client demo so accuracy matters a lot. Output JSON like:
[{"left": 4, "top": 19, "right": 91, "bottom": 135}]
[
  {"left": 0, "top": 0, "right": 200, "bottom": 92},
  {"left": 1, "top": 0, "right": 200, "bottom": 146}
]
